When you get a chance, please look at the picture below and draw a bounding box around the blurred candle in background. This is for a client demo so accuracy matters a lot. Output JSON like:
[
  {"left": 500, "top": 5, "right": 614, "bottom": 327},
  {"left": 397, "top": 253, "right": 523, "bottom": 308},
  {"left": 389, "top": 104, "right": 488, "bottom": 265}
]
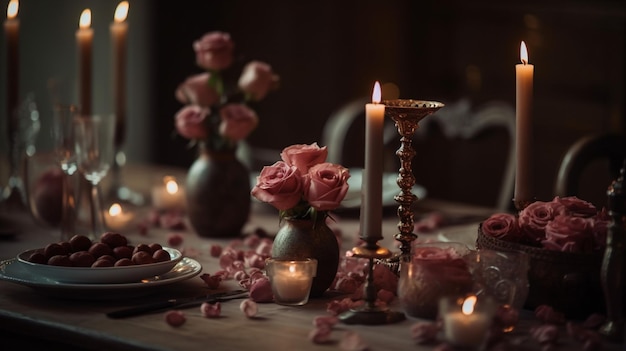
[
  {"left": 110, "top": 1, "right": 129, "bottom": 146},
  {"left": 152, "top": 176, "right": 186, "bottom": 211},
  {"left": 76, "top": 9, "right": 93, "bottom": 115},
  {"left": 4, "top": 0, "right": 19, "bottom": 125},
  {"left": 514, "top": 41, "right": 534, "bottom": 209},
  {"left": 362, "top": 81, "right": 384, "bottom": 242}
]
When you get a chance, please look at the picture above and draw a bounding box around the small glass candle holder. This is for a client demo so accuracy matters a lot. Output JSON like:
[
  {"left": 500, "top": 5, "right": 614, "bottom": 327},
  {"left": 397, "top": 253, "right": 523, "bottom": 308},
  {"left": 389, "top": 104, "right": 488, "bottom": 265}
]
[
  {"left": 265, "top": 258, "right": 317, "bottom": 306},
  {"left": 439, "top": 295, "right": 496, "bottom": 350},
  {"left": 151, "top": 176, "right": 186, "bottom": 211}
]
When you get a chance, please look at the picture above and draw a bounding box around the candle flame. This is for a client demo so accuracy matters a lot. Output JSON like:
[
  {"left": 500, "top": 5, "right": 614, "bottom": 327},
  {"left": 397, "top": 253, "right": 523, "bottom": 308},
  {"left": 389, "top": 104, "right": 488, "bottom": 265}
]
[
  {"left": 372, "top": 81, "right": 381, "bottom": 104},
  {"left": 165, "top": 179, "right": 179, "bottom": 195},
  {"left": 520, "top": 41, "right": 529, "bottom": 65},
  {"left": 79, "top": 9, "right": 92, "bottom": 29},
  {"left": 109, "top": 203, "right": 122, "bottom": 217},
  {"left": 7, "top": 0, "right": 18, "bottom": 19},
  {"left": 114, "top": 1, "right": 129, "bottom": 23},
  {"left": 462, "top": 296, "right": 477, "bottom": 315},
  {"left": 289, "top": 264, "right": 296, "bottom": 274}
]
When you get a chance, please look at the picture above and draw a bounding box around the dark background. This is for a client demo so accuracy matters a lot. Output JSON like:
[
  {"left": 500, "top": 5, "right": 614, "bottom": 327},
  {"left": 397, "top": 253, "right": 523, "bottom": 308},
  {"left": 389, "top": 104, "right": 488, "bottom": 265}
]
[{"left": 1, "top": 0, "right": 625, "bottom": 209}]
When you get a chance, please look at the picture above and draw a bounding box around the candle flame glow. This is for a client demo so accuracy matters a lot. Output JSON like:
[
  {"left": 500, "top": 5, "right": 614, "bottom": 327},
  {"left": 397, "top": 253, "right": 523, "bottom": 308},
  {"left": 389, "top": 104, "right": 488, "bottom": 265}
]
[
  {"left": 461, "top": 296, "right": 477, "bottom": 315},
  {"left": 79, "top": 9, "right": 91, "bottom": 29},
  {"left": 114, "top": 1, "right": 129, "bottom": 23},
  {"left": 372, "top": 81, "right": 381, "bottom": 104},
  {"left": 165, "top": 179, "right": 179, "bottom": 195},
  {"left": 520, "top": 41, "right": 529, "bottom": 65},
  {"left": 7, "top": 0, "right": 18, "bottom": 19},
  {"left": 289, "top": 264, "right": 296, "bottom": 274},
  {"left": 109, "top": 203, "right": 122, "bottom": 217}
]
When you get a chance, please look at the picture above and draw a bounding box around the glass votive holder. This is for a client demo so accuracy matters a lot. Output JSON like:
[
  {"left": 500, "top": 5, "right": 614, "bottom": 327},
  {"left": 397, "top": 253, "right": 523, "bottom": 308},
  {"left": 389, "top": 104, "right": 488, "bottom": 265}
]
[
  {"left": 265, "top": 258, "right": 317, "bottom": 306},
  {"left": 439, "top": 295, "right": 496, "bottom": 350}
]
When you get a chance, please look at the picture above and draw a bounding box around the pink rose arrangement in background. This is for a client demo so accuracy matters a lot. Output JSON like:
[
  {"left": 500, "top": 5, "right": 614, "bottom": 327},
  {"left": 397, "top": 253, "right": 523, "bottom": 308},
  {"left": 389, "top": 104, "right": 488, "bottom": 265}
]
[
  {"left": 174, "top": 31, "right": 279, "bottom": 152},
  {"left": 482, "top": 196, "right": 609, "bottom": 253},
  {"left": 251, "top": 143, "right": 351, "bottom": 220}
]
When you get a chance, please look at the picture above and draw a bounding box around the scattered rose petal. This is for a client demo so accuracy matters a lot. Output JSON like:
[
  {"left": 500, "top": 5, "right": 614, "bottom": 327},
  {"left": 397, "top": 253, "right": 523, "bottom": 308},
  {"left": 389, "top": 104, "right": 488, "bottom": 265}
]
[
  {"left": 137, "top": 222, "right": 149, "bottom": 236},
  {"left": 240, "top": 299, "right": 258, "bottom": 318},
  {"left": 339, "top": 331, "right": 368, "bottom": 351},
  {"left": 530, "top": 324, "right": 559, "bottom": 344},
  {"left": 410, "top": 321, "right": 440, "bottom": 344},
  {"left": 249, "top": 276, "right": 274, "bottom": 302},
  {"left": 209, "top": 244, "right": 222, "bottom": 257},
  {"left": 200, "top": 302, "right": 221, "bottom": 318},
  {"left": 199, "top": 273, "right": 222, "bottom": 289},
  {"left": 244, "top": 234, "right": 261, "bottom": 248},
  {"left": 309, "top": 326, "right": 333, "bottom": 344},
  {"left": 160, "top": 212, "right": 186, "bottom": 230},
  {"left": 535, "top": 305, "right": 566, "bottom": 325},
  {"left": 313, "top": 315, "right": 339, "bottom": 329},
  {"left": 164, "top": 310, "right": 186, "bottom": 327},
  {"left": 167, "top": 233, "right": 184, "bottom": 247},
  {"left": 334, "top": 276, "right": 361, "bottom": 294},
  {"left": 234, "top": 270, "right": 249, "bottom": 281}
]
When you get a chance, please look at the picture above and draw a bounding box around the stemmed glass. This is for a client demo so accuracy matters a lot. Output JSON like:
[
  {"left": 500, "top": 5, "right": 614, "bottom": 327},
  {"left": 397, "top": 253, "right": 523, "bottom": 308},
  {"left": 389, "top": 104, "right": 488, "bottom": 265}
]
[
  {"left": 50, "top": 104, "right": 80, "bottom": 240},
  {"left": 74, "top": 115, "right": 115, "bottom": 238}
]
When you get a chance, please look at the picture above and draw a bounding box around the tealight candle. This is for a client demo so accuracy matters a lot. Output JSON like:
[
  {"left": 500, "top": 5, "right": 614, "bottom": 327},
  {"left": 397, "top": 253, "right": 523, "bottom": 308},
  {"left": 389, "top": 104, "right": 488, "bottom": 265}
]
[
  {"left": 441, "top": 295, "right": 495, "bottom": 349},
  {"left": 105, "top": 203, "right": 133, "bottom": 231},
  {"left": 151, "top": 176, "right": 186, "bottom": 211},
  {"left": 265, "top": 258, "right": 317, "bottom": 306}
]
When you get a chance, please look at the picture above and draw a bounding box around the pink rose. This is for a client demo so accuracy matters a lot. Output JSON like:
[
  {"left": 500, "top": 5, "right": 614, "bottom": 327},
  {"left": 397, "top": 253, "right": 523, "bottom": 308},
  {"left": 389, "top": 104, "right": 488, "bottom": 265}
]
[
  {"left": 193, "top": 31, "right": 234, "bottom": 71},
  {"left": 518, "top": 200, "right": 564, "bottom": 244},
  {"left": 553, "top": 196, "right": 597, "bottom": 217},
  {"left": 303, "top": 163, "right": 350, "bottom": 211},
  {"left": 542, "top": 214, "right": 594, "bottom": 253},
  {"left": 482, "top": 213, "right": 520, "bottom": 241},
  {"left": 238, "top": 61, "right": 279, "bottom": 101},
  {"left": 175, "top": 73, "right": 220, "bottom": 108},
  {"left": 280, "top": 143, "right": 328, "bottom": 174},
  {"left": 174, "top": 105, "right": 209, "bottom": 140},
  {"left": 251, "top": 161, "right": 303, "bottom": 210},
  {"left": 218, "top": 103, "right": 259, "bottom": 141}
]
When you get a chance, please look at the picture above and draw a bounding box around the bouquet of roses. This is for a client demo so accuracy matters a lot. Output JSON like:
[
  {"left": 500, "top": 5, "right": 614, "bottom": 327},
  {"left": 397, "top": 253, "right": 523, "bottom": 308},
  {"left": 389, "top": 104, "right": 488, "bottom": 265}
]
[
  {"left": 481, "top": 196, "right": 609, "bottom": 254},
  {"left": 251, "top": 143, "right": 351, "bottom": 221},
  {"left": 174, "top": 31, "right": 279, "bottom": 152}
]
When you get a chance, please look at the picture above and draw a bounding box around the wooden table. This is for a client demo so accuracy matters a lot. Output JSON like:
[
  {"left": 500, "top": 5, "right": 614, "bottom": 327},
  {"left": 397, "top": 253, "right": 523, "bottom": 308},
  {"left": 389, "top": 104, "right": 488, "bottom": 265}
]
[{"left": 0, "top": 164, "right": 623, "bottom": 351}]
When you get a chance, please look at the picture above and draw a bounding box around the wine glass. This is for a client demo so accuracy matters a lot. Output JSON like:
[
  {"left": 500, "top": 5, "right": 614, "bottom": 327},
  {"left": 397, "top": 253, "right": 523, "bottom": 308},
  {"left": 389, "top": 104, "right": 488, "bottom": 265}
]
[
  {"left": 49, "top": 104, "right": 80, "bottom": 240},
  {"left": 74, "top": 114, "right": 115, "bottom": 239}
]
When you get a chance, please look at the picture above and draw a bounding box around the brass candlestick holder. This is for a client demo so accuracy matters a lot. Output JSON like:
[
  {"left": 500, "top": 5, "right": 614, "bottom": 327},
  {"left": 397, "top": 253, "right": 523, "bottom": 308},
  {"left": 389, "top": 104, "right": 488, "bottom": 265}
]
[{"left": 383, "top": 99, "right": 444, "bottom": 263}]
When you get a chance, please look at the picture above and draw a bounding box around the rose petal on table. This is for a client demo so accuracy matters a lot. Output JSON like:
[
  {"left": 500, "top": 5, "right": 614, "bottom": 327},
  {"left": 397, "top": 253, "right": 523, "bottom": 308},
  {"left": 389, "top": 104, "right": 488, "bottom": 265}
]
[
  {"left": 333, "top": 276, "right": 360, "bottom": 294},
  {"left": 164, "top": 310, "right": 186, "bottom": 327},
  {"left": 243, "top": 234, "right": 261, "bottom": 248},
  {"left": 339, "top": 331, "right": 368, "bottom": 351},
  {"left": 234, "top": 270, "right": 249, "bottom": 281},
  {"left": 410, "top": 321, "right": 440, "bottom": 344},
  {"left": 209, "top": 244, "right": 222, "bottom": 257},
  {"left": 534, "top": 305, "right": 566, "bottom": 324},
  {"left": 167, "top": 232, "right": 184, "bottom": 247},
  {"left": 199, "top": 273, "right": 222, "bottom": 289},
  {"left": 255, "top": 240, "right": 273, "bottom": 256},
  {"left": 249, "top": 276, "right": 273, "bottom": 302},
  {"left": 200, "top": 302, "right": 221, "bottom": 318},
  {"left": 240, "top": 299, "right": 258, "bottom": 318},
  {"left": 313, "top": 315, "right": 339, "bottom": 329},
  {"left": 309, "top": 326, "right": 333, "bottom": 344}
]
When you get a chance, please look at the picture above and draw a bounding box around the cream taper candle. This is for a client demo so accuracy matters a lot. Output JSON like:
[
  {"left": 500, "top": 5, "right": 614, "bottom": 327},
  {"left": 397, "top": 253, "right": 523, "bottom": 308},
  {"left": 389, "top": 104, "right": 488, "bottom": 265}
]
[
  {"left": 110, "top": 1, "right": 128, "bottom": 145},
  {"left": 362, "top": 81, "right": 384, "bottom": 242},
  {"left": 514, "top": 41, "right": 534, "bottom": 209},
  {"left": 4, "top": 0, "right": 19, "bottom": 124},
  {"left": 76, "top": 9, "right": 93, "bottom": 115}
]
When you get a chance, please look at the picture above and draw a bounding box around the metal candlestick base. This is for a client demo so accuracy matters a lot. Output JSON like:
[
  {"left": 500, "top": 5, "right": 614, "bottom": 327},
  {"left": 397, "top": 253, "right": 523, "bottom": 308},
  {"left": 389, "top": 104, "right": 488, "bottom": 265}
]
[
  {"left": 383, "top": 99, "right": 444, "bottom": 261},
  {"left": 339, "top": 242, "right": 405, "bottom": 325}
]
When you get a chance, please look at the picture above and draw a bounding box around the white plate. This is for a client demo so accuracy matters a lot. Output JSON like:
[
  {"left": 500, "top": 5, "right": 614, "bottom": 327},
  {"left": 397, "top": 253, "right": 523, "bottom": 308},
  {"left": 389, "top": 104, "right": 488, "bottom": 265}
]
[
  {"left": 16, "top": 247, "right": 183, "bottom": 284},
  {"left": 0, "top": 256, "right": 202, "bottom": 300},
  {"left": 250, "top": 168, "right": 427, "bottom": 209}
]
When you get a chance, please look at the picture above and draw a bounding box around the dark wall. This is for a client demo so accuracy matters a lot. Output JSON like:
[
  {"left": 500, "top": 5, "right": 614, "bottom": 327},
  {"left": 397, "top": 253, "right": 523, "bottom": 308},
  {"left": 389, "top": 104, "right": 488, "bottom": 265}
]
[{"left": 150, "top": 0, "right": 625, "bottom": 206}]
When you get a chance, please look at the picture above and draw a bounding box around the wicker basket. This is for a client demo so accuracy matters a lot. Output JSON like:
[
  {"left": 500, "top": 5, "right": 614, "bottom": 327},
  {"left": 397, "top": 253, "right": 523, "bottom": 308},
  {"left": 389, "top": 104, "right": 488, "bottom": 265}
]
[{"left": 476, "top": 224, "right": 604, "bottom": 318}]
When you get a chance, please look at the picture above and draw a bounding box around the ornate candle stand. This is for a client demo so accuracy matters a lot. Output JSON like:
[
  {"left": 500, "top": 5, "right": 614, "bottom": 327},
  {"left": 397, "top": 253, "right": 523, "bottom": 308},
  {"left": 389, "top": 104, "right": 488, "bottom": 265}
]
[
  {"left": 600, "top": 160, "right": 625, "bottom": 342},
  {"left": 383, "top": 99, "right": 444, "bottom": 263}
]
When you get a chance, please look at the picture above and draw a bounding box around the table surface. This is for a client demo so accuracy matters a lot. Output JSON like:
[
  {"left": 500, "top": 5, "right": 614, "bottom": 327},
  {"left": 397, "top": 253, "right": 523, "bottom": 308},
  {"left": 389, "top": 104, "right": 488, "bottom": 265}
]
[{"left": 0, "top": 164, "right": 623, "bottom": 351}]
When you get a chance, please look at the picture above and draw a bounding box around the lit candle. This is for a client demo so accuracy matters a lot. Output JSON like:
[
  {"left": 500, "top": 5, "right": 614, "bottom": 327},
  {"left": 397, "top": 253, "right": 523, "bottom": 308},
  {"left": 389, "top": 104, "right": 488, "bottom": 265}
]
[
  {"left": 76, "top": 9, "right": 93, "bottom": 115},
  {"left": 443, "top": 296, "right": 492, "bottom": 348},
  {"left": 105, "top": 203, "right": 133, "bottom": 231},
  {"left": 514, "top": 41, "right": 534, "bottom": 209},
  {"left": 362, "top": 81, "right": 384, "bottom": 242},
  {"left": 266, "top": 259, "right": 317, "bottom": 306},
  {"left": 152, "top": 176, "right": 186, "bottom": 211},
  {"left": 110, "top": 1, "right": 128, "bottom": 145},
  {"left": 4, "top": 0, "right": 19, "bottom": 124}
]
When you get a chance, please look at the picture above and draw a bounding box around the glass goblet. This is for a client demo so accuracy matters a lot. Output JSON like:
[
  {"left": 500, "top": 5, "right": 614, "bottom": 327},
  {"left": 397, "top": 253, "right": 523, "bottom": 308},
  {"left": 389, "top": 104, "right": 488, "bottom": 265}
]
[{"left": 74, "top": 114, "right": 115, "bottom": 239}]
